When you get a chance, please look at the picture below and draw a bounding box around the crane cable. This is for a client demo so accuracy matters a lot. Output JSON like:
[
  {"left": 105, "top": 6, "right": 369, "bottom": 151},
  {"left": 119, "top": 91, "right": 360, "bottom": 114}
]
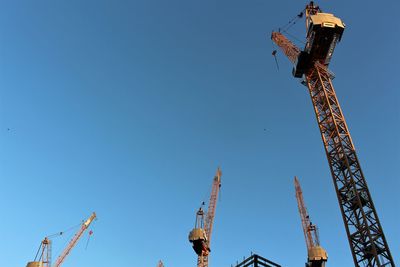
[
  {"left": 51, "top": 221, "right": 86, "bottom": 261},
  {"left": 33, "top": 241, "right": 44, "bottom": 261},
  {"left": 277, "top": 9, "right": 305, "bottom": 33},
  {"left": 270, "top": 37, "right": 279, "bottom": 71},
  {"left": 46, "top": 222, "right": 82, "bottom": 239},
  {"left": 33, "top": 222, "right": 82, "bottom": 261},
  {"left": 85, "top": 222, "right": 96, "bottom": 250}
]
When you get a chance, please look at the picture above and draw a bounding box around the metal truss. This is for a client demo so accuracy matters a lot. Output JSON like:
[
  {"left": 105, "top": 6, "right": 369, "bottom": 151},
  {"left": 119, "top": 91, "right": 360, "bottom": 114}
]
[
  {"left": 234, "top": 254, "right": 281, "bottom": 267},
  {"left": 305, "top": 62, "right": 395, "bottom": 266}
]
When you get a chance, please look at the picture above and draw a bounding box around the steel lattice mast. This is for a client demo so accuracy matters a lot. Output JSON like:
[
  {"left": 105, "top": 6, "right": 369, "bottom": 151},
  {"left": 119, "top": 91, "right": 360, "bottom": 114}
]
[{"left": 271, "top": 2, "right": 395, "bottom": 266}]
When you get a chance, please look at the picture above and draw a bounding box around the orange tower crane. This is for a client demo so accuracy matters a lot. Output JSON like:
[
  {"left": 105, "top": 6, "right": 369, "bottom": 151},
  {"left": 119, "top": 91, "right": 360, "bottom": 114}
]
[
  {"left": 294, "top": 176, "right": 327, "bottom": 267},
  {"left": 189, "top": 167, "right": 222, "bottom": 267},
  {"left": 271, "top": 2, "right": 394, "bottom": 266},
  {"left": 26, "top": 212, "right": 97, "bottom": 267}
]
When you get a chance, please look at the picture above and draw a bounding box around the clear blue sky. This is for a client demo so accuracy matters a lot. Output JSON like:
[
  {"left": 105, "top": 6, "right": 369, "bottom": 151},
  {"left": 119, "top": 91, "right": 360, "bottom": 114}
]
[{"left": 0, "top": 0, "right": 399, "bottom": 266}]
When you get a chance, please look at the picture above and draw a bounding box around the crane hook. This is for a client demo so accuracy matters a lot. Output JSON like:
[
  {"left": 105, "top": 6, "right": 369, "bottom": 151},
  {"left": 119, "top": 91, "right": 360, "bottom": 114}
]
[{"left": 272, "top": 50, "right": 279, "bottom": 71}]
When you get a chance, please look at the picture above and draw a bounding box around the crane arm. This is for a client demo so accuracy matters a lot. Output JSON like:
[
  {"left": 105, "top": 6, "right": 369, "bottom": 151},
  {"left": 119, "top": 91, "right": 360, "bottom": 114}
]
[
  {"left": 294, "top": 177, "right": 319, "bottom": 252},
  {"left": 271, "top": 32, "right": 300, "bottom": 64},
  {"left": 204, "top": 167, "right": 222, "bottom": 243},
  {"left": 53, "top": 212, "right": 96, "bottom": 267}
]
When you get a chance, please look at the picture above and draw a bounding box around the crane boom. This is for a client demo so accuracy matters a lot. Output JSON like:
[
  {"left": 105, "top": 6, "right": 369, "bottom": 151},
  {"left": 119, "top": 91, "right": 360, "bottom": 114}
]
[
  {"left": 53, "top": 212, "right": 96, "bottom": 267},
  {"left": 204, "top": 167, "right": 222, "bottom": 245},
  {"left": 272, "top": 2, "right": 395, "bottom": 266},
  {"left": 198, "top": 167, "right": 221, "bottom": 267},
  {"left": 294, "top": 176, "right": 319, "bottom": 251},
  {"left": 295, "top": 177, "right": 327, "bottom": 267}
]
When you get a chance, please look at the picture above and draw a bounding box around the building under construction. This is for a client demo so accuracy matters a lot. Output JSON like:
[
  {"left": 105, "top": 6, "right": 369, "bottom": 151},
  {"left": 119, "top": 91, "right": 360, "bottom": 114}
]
[{"left": 232, "top": 254, "right": 281, "bottom": 267}]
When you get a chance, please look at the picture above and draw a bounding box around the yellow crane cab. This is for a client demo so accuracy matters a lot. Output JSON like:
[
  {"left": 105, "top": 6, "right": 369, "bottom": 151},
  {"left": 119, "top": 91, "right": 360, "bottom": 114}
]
[{"left": 293, "top": 13, "right": 345, "bottom": 78}]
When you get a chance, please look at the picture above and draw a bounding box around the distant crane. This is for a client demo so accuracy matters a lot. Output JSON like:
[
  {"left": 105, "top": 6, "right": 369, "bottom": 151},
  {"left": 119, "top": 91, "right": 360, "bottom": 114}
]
[
  {"left": 189, "top": 167, "right": 222, "bottom": 267},
  {"left": 294, "top": 176, "right": 327, "bottom": 267},
  {"left": 271, "top": 2, "right": 394, "bottom": 266},
  {"left": 26, "top": 212, "right": 97, "bottom": 267}
]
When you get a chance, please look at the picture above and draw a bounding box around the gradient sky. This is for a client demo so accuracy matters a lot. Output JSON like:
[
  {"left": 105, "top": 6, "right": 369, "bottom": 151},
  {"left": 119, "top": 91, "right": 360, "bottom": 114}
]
[{"left": 0, "top": 0, "right": 399, "bottom": 266}]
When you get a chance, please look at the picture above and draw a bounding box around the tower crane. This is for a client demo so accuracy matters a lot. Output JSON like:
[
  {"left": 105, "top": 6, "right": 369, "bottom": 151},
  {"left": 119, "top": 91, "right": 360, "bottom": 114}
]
[
  {"left": 189, "top": 167, "right": 222, "bottom": 267},
  {"left": 294, "top": 176, "right": 327, "bottom": 267},
  {"left": 271, "top": 2, "right": 394, "bottom": 266},
  {"left": 26, "top": 212, "right": 97, "bottom": 267}
]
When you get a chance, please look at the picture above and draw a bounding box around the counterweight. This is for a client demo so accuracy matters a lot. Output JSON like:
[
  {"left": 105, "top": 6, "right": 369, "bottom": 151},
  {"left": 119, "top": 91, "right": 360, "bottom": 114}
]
[{"left": 271, "top": 2, "right": 395, "bottom": 266}]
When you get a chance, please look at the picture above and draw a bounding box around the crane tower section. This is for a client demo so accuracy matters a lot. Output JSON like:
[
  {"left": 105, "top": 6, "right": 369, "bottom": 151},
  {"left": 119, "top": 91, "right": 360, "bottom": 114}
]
[{"left": 271, "top": 2, "right": 395, "bottom": 266}]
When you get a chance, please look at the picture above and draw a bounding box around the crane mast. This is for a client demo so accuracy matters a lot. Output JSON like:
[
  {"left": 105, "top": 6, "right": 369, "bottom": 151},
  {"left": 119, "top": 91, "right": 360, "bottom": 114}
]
[
  {"left": 272, "top": 2, "right": 395, "bottom": 266},
  {"left": 295, "top": 176, "right": 327, "bottom": 267},
  {"left": 189, "top": 167, "right": 222, "bottom": 267},
  {"left": 53, "top": 212, "right": 97, "bottom": 267}
]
